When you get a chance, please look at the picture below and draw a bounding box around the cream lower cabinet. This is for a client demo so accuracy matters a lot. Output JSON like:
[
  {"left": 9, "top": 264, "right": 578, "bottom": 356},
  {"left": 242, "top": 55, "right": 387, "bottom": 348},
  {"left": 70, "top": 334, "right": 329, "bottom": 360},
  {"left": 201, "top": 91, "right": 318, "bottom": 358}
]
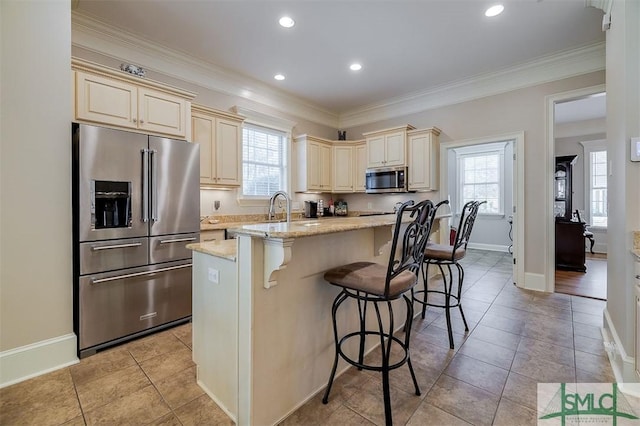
[
  {"left": 73, "top": 58, "right": 195, "bottom": 139},
  {"left": 364, "top": 125, "right": 414, "bottom": 168},
  {"left": 295, "top": 135, "right": 332, "bottom": 192},
  {"left": 200, "top": 230, "right": 226, "bottom": 242},
  {"left": 407, "top": 127, "right": 441, "bottom": 191},
  {"left": 191, "top": 105, "right": 244, "bottom": 187}
]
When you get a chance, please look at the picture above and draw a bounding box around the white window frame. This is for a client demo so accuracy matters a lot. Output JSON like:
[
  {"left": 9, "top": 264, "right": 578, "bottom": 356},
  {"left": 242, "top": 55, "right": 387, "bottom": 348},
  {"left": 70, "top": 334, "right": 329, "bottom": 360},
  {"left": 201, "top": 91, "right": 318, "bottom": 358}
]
[
  {"left": 233, "top": 107, "right": 295, "bottom": 206},
  {"left": 453, "top": 142, "right": 507, "bottom": 216},
  {"left": 579, "top": 139, "right": 607, "bottom": 228}
]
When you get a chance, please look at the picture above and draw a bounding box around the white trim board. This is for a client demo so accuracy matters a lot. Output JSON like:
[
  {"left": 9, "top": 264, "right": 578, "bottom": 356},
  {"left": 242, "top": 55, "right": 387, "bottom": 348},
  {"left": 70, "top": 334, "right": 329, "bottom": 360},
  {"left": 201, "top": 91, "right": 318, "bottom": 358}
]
[
  {"left": 603, "top": 308, "right": 639, "bottom": 392},
  {"left": 467, "top": 243, "right": 510, "bottom": 253},
  {"left": 0, "top": 334, "right": 78, "bottom": 388}
]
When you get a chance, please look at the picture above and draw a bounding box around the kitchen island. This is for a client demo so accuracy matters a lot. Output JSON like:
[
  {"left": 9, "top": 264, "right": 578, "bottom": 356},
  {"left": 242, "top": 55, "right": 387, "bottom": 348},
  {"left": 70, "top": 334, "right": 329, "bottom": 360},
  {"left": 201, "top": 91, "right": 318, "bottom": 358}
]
[{"left": 188, "top": 214, "right": 422, "bottom": 425}]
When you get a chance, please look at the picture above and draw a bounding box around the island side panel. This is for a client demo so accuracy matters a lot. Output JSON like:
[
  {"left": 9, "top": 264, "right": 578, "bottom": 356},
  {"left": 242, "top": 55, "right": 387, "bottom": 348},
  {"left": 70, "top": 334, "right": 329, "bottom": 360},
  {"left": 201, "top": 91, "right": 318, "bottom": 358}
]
[
  {"left": 192, "top": 250, "right": 239, "bottom": 420},
  {"left": 240, "top": 228, "right": 409, "bottom": 425}
]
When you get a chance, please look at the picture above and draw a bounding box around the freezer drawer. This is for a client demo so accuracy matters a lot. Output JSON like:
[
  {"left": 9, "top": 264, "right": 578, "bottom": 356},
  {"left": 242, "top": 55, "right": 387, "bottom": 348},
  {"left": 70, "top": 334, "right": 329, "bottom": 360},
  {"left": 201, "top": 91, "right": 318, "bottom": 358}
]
[
  {"left": 149, "top": 233, "right": 199, "bottom": 264},
  {"left": 79, "top": 261, "right": 192, "bottom": 351},
  {"left": 79, "top": 238, "right": 149, "bottom": 275}
]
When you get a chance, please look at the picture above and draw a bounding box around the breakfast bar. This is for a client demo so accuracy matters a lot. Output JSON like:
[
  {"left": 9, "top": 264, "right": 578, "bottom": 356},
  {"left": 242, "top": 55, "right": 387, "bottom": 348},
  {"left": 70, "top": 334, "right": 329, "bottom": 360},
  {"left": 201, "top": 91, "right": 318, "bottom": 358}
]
[{"left": 188, "top": 215, "right": 417, "bottom": 425}]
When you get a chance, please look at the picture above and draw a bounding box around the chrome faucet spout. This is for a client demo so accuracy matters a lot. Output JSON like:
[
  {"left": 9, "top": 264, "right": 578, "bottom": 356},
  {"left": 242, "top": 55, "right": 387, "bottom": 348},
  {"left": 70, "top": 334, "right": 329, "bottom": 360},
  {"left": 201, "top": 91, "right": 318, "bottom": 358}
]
[{"left": 268, "top": 190, "right": 292, "bottom": 224}]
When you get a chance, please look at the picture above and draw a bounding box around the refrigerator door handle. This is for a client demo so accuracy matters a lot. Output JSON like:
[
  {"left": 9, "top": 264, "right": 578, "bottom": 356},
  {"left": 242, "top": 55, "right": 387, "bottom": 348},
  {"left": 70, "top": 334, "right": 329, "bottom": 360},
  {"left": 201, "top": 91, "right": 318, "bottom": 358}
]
[
  {"left": 141, "top": 149, "right": 149, "bottom": 223},
  {"left": 150, "top": 149, "right": 159, "bottom": 223},
  {"left": 91, "top": 263, "right": 192, "bottom": 285},
  {"left": 159, "top": 237, "right": 197, "bottom": 244}
]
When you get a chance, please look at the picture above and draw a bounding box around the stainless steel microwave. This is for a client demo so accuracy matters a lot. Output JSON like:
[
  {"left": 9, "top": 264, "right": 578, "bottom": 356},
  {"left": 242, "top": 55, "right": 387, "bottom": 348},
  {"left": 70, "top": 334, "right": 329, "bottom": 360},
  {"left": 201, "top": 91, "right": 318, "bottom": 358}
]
[{"left": 365, "top": 166, "right": 408, "bottom": 193}]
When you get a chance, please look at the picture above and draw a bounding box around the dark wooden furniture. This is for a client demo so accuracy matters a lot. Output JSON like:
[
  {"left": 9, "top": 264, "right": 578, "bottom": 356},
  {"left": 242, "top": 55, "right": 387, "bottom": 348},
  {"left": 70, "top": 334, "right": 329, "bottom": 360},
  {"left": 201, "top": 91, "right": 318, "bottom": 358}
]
[
  {"left": 554, "top": 155, "right": 577, "bottom": 221},
  {"left": 555, "top": 219, "right": 587, "bottom": 272}
]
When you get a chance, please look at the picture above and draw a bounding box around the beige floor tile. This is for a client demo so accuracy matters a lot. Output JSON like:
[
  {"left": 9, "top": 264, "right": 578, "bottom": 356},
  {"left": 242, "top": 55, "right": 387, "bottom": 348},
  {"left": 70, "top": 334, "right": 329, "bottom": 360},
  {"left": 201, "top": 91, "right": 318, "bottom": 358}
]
[
  {"left": 344, "top": 374, "right": 422, "bottom": 426},
  {"left": 470, "top": 324, "right": 521, "bottom": 350},
  {"left": 444, "top": 354, "right": 509, "bottom": 395},
  {"left": 516, "top": 336, "right": 575, "bottom": 367},
  {"left": 573, "top": 321, "right": 603, "bottom": 339},
  {"left": 416, "top": 323, "right": 467, "bottom": 350},
  {"left": 574, "top": 350, "right": 613, "bottom": 376},
  {"left": 425, "top": 374, "right": 500, "bottom": 426},
  {"left": 493, "top": 398, "right": 537, "bottom": 426},
  {"left": 479, "top": 313, "right": 526, "bottom": 335},
  {"left": 281, "top": 391, "right": 347, "bottom": 425},
  {"left": 510, "top": 352, "right": 576, "bottom": 384},
  {"left": 69, "top": 347, "right": 136, "bottom": 387},
  {"left": 171, "top": 322, "right": 193, "bottom": 348},
  {"left": 573, "top": 311, "right": 604, "bottom": 327},
  {"left": 576, "top": 367, "right": 616, "bottom": 383},
  {"left": 126, "top": 330, "right": 189, "bottom": 363},
  {"left": 408, "top": 332, "right": 456, "bottom": 373},
  {"left": 139, "top": 346, "right": 194, "bottom": 383},
  {"left": 147, "top": 413, "right": 183, "bottom": 426},
  {"left": 0, "top": 369, "right": 82, "bottom": 426},
  {"left": 522, "top": 318, "right": 574, "bottom": 349},
  {"left": 458, "top": 336, "right": 516, "bottom": 370},
  {"left": 153, "top": 365, "right": 204, "bottom": 409},
  {"left": 406, "top": 401, "right": 471, "bottom": 425},
  {"left": 502, "top": 371, "right": 538, "bottom": 410},
  {"left": 574, "top": 334, "right": 606, "bottom": 357},
  {"left": 75, "top": 364, "right": 150, "bottom": 412},
  {"left": 324, "top": 366, "right": 374, "bottom": 405},
  {"left": 83, "top": 384, "right": 170, "bottom": 425},
  {"left": 323, "top": 404, "right": 376, "bottom": 425},
  {"left": 61, "top": 415, "right": 86, "bottom": 426},
  {"left": 173, "top": 394, "right": 234, "bottom": 426}
]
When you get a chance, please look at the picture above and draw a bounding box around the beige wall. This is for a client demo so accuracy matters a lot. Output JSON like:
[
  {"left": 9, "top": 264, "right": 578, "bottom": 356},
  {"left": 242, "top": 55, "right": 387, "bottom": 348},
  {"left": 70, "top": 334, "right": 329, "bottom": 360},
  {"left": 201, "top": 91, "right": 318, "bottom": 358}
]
[
  {"left": 1, "top": 1, "right": 72, "bottom": 350},
  {"left": 344, "top": 72, "right": 606, "bottom": 275}
]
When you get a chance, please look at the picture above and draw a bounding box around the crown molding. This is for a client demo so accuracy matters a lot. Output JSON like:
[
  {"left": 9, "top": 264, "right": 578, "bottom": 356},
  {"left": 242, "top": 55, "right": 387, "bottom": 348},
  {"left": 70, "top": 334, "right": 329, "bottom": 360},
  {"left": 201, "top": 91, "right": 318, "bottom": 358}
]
[
  {"left": 71, "top": 11, "right": 339, "bottom": 129},
  {"left": 72, "top": 11, "right": 604, "bottom": 131},
  {"left": 338, "top": 42, "right": 606, "bottom": 128}
]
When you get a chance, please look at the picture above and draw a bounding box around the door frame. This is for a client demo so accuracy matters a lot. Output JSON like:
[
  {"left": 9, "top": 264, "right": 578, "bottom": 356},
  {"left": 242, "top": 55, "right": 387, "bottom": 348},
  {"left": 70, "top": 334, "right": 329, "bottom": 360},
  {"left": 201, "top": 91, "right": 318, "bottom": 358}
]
[
  {"left": 544, "top": 84, "right": 606, "bottom": 292},
  {"left": 439, "top": 131, "right": 525, "bottom": 287}
]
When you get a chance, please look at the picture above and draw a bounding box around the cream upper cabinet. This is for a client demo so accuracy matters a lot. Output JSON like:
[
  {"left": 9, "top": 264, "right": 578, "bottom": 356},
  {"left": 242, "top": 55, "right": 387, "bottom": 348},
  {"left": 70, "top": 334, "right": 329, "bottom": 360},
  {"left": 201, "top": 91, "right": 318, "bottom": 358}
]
[
  {"left": 191, "top": 105, "right": 244, "bottom": 187},
  {"left": 333, "top": 145, "right": 354, "bottom": 193},
  {"left": 407, "top": 127, "right": 441, "bottom": 191},
  {"left": 363, "top": 125, "right": 414, "bottom": 168},
  {"left": 72, "top": 58, "right": 195, "bottom": 139},
  {"left": 354, "top": 142, "right": 367, "bottom": 192},
  {"left": 295, "top": 135, "right": 332, "bottom": 192}
]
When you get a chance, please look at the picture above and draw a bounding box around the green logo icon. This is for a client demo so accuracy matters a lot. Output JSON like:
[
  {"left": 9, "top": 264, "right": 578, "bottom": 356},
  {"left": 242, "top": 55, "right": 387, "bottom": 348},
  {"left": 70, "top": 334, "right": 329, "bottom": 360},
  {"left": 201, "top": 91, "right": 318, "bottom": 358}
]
[{"left": 539, "top": 383, "right": 639, "bottom": 425}]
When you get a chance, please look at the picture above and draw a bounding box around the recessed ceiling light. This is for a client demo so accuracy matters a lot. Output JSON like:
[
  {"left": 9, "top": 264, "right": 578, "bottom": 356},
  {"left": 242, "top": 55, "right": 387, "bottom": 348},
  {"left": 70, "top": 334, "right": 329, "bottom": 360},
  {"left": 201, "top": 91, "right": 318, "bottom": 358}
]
[
  {"left": 279, "top": 16, "right": 295, "bottom": 28},
  {"left": 485, "top": 4, "right": 504, "bottom": 17},
  {"left": 350, "top": 63, "right": 362, "bottom": 71},
  {"left": 274, "top": 74, "right": 285, "bottom": 81}
]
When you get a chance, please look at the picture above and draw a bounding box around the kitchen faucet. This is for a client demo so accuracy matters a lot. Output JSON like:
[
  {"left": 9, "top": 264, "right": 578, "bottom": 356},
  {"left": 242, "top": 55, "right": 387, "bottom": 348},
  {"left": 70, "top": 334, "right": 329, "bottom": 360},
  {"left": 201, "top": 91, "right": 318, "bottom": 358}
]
[{"left": 268, "top": 190, "right": 291, "bottom": 224}]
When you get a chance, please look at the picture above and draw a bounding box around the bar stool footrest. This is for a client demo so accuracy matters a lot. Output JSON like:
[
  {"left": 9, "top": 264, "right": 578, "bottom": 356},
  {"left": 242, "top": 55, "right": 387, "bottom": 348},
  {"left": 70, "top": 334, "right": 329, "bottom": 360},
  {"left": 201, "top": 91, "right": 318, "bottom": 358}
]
[{"left": 337, "top": 331, "right": 410, "bottom": 372}]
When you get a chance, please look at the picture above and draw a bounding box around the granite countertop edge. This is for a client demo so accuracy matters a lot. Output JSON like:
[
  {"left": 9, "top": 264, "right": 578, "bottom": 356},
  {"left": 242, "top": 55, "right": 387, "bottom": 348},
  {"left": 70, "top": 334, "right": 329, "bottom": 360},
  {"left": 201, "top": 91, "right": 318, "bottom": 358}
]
[{"left": 187, "top": 239, "right": 237, "bottom": 261}]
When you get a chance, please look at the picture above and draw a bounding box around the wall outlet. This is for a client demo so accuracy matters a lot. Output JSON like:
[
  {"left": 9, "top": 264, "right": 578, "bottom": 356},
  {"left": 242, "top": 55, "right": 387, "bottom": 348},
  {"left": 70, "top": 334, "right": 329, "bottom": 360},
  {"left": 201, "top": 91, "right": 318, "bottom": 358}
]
[
  {"left": 207, "top": 267, "right": 219, "bottom": 284},
  {"left": 367, "top": 202, "right": 373, "bottom": 210}
]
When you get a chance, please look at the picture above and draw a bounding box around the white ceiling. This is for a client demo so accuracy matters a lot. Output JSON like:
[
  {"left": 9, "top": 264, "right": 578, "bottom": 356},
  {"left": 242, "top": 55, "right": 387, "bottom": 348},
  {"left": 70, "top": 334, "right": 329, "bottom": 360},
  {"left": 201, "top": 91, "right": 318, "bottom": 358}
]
[{"left": 74, "top": 0, "right": 605, "bottom": 118}]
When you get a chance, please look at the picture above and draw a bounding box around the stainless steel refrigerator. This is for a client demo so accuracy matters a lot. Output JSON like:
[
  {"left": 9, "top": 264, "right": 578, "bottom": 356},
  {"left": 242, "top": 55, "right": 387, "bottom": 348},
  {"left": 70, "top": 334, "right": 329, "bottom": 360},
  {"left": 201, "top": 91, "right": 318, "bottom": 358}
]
[{"left": 72, "top": 123, "right": 199, "bottom": 357}]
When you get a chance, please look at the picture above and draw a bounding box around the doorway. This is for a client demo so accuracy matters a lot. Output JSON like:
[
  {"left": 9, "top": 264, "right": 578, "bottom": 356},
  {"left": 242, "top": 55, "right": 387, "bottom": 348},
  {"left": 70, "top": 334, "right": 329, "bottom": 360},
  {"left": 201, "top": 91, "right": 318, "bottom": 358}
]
[
  {"left": 545, "top": 84, "right": 607, "bottom": 299},
  {"left": 440, "top": 132, "right": 525, "bottom": 287}
]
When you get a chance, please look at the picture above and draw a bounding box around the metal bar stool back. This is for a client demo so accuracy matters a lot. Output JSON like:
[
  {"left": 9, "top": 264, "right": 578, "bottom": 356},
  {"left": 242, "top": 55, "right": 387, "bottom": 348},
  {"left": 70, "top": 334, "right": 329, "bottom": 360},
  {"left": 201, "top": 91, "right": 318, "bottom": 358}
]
[
  {"left": 321, "top": 199, "right": 437, "bottom": 426},
  {"left": 412, "top": 200, "right": 485, "bottom": 349}
]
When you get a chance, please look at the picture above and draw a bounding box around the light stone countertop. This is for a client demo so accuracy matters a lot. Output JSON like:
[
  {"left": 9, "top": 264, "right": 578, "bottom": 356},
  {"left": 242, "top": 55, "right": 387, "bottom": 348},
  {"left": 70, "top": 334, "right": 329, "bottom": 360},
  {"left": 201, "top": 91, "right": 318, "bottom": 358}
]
[
  {"left": 228, "top": 214, "right": 403, "bottom": 239},
  {"left": 187, "top": 239, "right": 237, "bottom": 261}
]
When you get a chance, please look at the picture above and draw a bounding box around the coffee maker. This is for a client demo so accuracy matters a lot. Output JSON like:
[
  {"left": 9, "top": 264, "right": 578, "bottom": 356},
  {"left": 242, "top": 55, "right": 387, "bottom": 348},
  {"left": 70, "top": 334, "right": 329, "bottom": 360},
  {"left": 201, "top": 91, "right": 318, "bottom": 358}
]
[{"left": 304, "top": 201, "right": 318, "bottom": 218}]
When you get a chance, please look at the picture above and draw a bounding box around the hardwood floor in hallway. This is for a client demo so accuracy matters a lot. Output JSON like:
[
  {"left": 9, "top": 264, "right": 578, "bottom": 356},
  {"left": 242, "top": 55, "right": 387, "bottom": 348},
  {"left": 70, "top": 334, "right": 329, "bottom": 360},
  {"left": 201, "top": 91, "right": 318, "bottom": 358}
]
[{"left": 555, "top": 253, "right": 607, "bottom": 300}]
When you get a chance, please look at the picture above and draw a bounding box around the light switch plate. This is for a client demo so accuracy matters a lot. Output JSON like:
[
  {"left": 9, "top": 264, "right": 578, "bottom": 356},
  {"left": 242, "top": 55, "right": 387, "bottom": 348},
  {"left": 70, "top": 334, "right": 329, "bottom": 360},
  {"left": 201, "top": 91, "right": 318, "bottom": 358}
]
[{"left": 631, "top": 137, "right": 640, "bottom": 162}]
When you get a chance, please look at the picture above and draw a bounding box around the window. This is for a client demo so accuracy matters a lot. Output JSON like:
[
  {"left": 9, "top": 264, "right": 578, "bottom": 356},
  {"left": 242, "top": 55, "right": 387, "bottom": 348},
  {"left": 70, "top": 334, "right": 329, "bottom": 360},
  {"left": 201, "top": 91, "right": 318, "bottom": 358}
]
[
  {"left": 456, "top": 143, "right": 506, "bottom": 215},
  {"left": 241, "top": 123, "right": 287, "bottom": 198},
  {"left": 581, "top": 140, "right": 607, "bottom": 227}
]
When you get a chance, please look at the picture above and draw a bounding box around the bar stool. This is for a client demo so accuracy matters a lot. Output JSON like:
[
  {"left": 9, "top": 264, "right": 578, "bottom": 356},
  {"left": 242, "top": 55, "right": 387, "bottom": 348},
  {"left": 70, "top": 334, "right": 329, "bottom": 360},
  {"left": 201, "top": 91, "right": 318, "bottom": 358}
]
[
  {"left": 321, "top": 199, "right": 437, "bottom": 426},
  {"left": 412, "top": 200, "right": 484, "bottom": 349}
]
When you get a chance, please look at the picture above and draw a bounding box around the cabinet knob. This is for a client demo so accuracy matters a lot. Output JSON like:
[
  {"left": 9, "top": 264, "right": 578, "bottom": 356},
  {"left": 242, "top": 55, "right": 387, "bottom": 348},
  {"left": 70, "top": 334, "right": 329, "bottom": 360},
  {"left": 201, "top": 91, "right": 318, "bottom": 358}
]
[
  {"left": 132, "top": 118, "right": 137, "bottom": 123},
  {"left": 140, "top": 119, "right": 144, "bottom": 124}
]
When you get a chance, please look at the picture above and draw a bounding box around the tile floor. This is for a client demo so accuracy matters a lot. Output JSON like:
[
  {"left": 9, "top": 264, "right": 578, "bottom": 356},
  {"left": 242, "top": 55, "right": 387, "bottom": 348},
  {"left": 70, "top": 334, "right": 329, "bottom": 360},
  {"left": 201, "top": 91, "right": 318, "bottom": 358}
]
[{"left": 0, "top": 250, "right": 623, "bottom": 425}]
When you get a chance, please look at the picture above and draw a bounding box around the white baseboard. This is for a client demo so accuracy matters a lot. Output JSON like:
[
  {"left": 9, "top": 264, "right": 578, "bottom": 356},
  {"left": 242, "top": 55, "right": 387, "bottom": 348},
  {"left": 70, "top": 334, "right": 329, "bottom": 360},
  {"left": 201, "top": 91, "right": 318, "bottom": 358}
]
[
  {"left": 602, "top": 308, "right": 638, "bottom": 390},
  {"left": 0, "top": 334, "right": 79, "bottom": 388},
  {"left": 467, "top": 243, "right": 510, "bottom": 253},
  {"left": 523, "top": 272, "right": 547, "bottom": 292}
]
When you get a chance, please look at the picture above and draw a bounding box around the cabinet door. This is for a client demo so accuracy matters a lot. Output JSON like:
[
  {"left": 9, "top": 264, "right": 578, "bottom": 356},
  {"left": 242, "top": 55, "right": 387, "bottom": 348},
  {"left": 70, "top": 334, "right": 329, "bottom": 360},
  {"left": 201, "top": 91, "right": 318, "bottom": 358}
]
[
  {"left": 307, "top": 142, "right": 322, "bottom": 191},
  {"left": 367, "top": 135, "right": 386, "bottom": 168},
  {"left": 192, "top": 113, "right": 216, "bottom": 184},
  {"left": 138, "top": 87, "right": 188, "bottom": 138},
  {"left": 320, "top": 143, "right": 333, "bottom": 191},
  {"left": 354, "top": 144, "right": 367, "bottom": 192},
  {"left": 75, "top": 71, "right": 137, "bottom": 129},
  {"left": 333, "top": 146, "right": 353, "bottom": 192},
  {"left": 216, "top": 119, "right": 241, "bottom": 186},
  {"left": 200, "top": 230, "right": 226, "bottom": 242},
  {"left": 408, "top": 132, "right": 434, "bottom": 190},
  {"left": 636, "top": 294, "right": 640, "bottom": 380},
  {"left": 384, "top": 131, "right": 406, "bottom": 166}
]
